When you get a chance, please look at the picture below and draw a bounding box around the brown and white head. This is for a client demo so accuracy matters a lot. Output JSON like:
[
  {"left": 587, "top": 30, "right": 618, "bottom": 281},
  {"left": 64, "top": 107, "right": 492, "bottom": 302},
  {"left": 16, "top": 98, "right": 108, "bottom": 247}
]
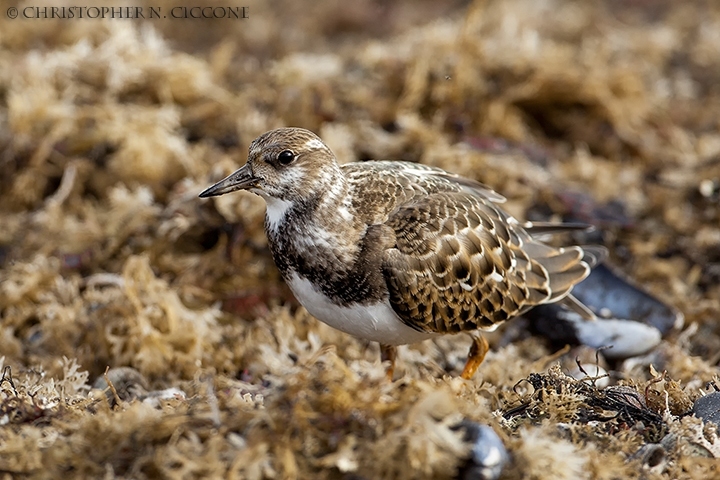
[{"left": 199, "top": 127, "right": 343, "bottom": 205}]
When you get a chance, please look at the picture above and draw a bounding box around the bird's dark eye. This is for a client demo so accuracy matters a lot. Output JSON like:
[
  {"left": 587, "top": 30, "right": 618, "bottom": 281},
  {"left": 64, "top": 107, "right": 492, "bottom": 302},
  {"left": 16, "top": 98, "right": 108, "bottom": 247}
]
[{"left": 277, "top": 150, "right": 294, "bottom": 165}]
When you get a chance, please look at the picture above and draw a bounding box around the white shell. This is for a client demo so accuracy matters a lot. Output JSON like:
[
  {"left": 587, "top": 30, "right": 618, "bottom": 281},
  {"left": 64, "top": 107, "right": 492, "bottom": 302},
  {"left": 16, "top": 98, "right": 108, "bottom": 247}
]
[{"left": 562, "top": 313, "right": 662, "bottom": 360}]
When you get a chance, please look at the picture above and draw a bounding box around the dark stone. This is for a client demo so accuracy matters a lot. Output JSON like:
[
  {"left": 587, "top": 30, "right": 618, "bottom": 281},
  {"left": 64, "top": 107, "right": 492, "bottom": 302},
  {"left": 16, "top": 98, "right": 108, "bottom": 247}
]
[
  {"left": 693, "top": 392, "right": 720, "bottom": 426},
  {"left": 453, "top": 420, "right": 508, "bottom": 480}
]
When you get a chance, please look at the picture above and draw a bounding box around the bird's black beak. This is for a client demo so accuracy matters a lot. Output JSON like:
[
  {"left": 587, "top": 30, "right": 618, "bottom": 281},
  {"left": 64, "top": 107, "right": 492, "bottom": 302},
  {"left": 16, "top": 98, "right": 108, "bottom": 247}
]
[{"left": 199, "top": 164, "right": 258, "bottom": 198}]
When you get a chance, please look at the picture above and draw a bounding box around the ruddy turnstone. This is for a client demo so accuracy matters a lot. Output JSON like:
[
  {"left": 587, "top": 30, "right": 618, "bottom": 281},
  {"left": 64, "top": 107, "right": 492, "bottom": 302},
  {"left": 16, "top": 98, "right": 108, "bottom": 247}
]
[{"left": 199, "top": 128, "right": 606, "bottom": 379}]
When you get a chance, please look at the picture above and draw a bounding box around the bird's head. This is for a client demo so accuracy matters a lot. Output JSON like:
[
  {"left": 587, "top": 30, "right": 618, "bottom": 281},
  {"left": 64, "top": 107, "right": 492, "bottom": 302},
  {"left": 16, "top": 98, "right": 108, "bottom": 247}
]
[{"left": 199, "top": 127, "right": 341, "bottom": 203}]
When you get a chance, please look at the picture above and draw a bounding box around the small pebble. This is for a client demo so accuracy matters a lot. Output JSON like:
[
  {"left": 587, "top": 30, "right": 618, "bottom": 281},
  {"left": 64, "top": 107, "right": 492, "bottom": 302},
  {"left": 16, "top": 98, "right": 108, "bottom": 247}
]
[
  {"left": 92, "top": 367, "right": 186, "bottom": 407},
  {"left": 693, "top": 392, "right": 720, "bottom": 426},
  {"left": 629, "top": 443, "right": 666, "bottom": 471},
  {"left": 560, "top": 346, "right": 610, "bottom": 388},
  {"left": 93, "top": 367, "right": 149, "bottom": 405},
  {"left": 141, "top": 387, "right": 187, "bottom": 407},
  {"left": 699, "top": 179, "right": 716, "bottom": 198},
  {"left": 454, "top": 421, "right": 508, "bottom": 480},
  {"left": 567, "top": 364, "right": 610, "bottom": 389}
]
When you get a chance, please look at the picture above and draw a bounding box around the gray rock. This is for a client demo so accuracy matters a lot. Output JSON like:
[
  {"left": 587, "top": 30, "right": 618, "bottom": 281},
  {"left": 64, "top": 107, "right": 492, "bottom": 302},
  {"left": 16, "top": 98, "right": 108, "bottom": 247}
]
[
  {"left": 454, "top": 421, "right": 509, "bottom": 480},
  {"left": 629, "top": 443, "right": 666, "bottom": 471},
  {"left": 528, "top": 262, "right": 681, "bottom": 360},
  {"left": 570, "top": 263, "right": 684, "bottom": 335},
  {"left": 693, "top": 392, "right": 720, "bottom": 426}
]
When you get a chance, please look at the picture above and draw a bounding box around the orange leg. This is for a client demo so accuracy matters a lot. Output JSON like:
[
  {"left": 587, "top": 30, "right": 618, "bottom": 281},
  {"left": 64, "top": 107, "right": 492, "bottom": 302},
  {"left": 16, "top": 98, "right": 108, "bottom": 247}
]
[
  {"left": 380, "top": 344, "right": 397, "bottom": 381},
  {"left": 461, "top": 334, "right": 489, "bottom": 379}
]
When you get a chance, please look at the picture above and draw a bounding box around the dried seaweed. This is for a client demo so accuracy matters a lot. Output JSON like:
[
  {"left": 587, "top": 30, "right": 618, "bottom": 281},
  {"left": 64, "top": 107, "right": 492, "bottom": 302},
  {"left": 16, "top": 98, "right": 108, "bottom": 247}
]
[{"left": 1, "top": 0, "right": 719, "bottom": 478}]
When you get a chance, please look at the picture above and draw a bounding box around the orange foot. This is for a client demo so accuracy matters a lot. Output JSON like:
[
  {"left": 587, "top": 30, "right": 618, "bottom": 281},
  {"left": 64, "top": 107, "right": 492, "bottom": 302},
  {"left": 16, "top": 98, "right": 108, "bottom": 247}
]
[
  {"left": 461, "top": 334, "right": 489, "bottom": 379},
  {"left": 380, "top": 344, "right": 397, "bottom": 381}
]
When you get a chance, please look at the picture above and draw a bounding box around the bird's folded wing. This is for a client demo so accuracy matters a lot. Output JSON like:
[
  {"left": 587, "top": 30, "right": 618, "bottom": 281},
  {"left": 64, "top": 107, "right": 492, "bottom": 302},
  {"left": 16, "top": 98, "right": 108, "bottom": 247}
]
[{"left": 379, "top": 192, "right": 593, "bottom": 334}]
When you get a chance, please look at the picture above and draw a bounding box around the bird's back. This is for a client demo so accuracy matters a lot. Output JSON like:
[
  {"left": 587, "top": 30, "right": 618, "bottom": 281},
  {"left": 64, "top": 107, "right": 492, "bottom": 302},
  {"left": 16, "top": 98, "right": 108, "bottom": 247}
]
[
  {"left": 342, "top": 161, "right": 603, "bottom": 334},
  {"left": 342, "top": 160, "right": 505, "bottom": 225}
]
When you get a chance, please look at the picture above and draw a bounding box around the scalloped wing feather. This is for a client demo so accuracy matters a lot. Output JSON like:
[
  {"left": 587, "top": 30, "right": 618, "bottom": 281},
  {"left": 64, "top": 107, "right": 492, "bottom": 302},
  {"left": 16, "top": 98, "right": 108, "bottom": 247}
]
[{"left": 380, "top": 191, "right": 595, "bottom": 333}]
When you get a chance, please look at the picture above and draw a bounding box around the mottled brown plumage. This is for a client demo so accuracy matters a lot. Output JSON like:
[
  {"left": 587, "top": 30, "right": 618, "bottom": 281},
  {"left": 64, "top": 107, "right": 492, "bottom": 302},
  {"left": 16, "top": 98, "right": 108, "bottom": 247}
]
[{"left": 199, "top": 127, "right": 606, "bottom": 379}]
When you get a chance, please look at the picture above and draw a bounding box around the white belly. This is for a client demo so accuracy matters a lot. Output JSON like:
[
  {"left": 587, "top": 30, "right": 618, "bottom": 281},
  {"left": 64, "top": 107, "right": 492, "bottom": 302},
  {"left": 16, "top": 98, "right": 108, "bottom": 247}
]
[{"left": 287, "top": 273, "right": 436, "bottom": 345}]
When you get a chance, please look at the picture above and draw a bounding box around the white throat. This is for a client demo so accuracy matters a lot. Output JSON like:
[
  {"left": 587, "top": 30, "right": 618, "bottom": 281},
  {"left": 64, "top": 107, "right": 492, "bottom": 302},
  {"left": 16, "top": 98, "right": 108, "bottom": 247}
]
[{"left": 262, "top": 195, "right": 294, "bottom": 232}]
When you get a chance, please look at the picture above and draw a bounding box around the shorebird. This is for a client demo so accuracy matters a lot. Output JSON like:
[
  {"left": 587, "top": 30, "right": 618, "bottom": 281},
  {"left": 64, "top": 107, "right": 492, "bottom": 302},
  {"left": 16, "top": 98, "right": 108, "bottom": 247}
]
[{"left": 199, "top": 128, "right": 605, "bottom": 379}]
